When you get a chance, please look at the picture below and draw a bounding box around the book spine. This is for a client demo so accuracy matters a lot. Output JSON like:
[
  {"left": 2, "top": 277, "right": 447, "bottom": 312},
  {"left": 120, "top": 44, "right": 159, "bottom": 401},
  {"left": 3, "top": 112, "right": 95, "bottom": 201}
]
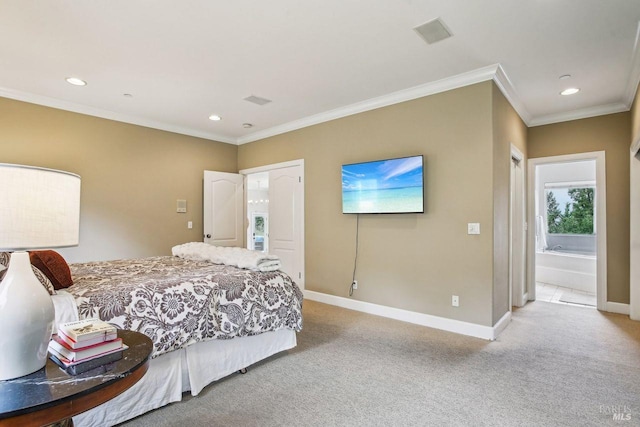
[
  {"left": 49, "top": 343, "right": 127, "bottom": 366},
  {"left": 50, "top": 349, "right": 124, "bottom": 375},
  {"left": 59, "top": 330, "right": 118, "bottom": 349},
  {"left": 50, "top": 336, "right": 123, "bottom": 361}
]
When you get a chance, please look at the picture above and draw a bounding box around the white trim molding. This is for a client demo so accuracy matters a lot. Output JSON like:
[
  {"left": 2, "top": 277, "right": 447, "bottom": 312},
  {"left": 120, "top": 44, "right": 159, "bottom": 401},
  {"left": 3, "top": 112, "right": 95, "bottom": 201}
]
[
  {"left": 304, "top": 290, "right": 511, "bottom": 341},
  {"left": 0, "top": 86, "right": 236, "bottom": 145},
  {"left": 3, "top": 55, "right": 637, "bottom": 145},
  {"left": 606, "top": 302, "right": 630, "bottom": 316},
  {"left": 239, "top": 159, "right": 304, "bottom": 175},
  {"left": 529, "top": 103, "right": 629, "bottom": 128},
  {"left": 237, "top": 64, "right": 501, "bottom": 144},
  {"left": 493, "top": 64, "right": 532, "bottom": 125},
  {"left": 527, "top": 152, "right": 607, "bottom": 311}
]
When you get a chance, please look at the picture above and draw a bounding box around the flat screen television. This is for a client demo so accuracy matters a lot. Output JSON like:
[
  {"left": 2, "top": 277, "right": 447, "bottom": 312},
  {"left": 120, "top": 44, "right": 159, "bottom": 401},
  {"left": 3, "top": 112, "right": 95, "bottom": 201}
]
[{"left": 342, "top": 155, "right": 424, "bottom": 214}]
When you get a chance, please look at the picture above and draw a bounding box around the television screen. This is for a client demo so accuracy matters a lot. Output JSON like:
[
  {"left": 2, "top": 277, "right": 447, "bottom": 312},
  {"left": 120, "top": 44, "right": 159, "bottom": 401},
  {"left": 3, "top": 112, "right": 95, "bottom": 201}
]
[{"left": 342, "top": 155, "right": 424, "bottom": 214}]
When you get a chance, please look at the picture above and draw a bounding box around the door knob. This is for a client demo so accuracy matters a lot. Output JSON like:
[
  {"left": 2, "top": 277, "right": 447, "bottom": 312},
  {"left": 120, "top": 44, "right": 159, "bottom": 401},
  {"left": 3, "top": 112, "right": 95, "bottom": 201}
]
[{"left": 205, "top": 234, "right": 211, "bottom": 238}]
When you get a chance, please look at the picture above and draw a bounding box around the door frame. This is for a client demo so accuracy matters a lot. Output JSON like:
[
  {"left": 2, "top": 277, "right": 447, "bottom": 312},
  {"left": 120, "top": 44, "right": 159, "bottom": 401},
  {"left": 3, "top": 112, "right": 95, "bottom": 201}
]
[
  {"left": 240, "top": 159, "right": 305, "bottom": 288},
  {"left": 526, "top": 151, "right": 607, "bottom": 310},
  {"left": 510, "top": 144, "right": 527, "bottom": 308}
]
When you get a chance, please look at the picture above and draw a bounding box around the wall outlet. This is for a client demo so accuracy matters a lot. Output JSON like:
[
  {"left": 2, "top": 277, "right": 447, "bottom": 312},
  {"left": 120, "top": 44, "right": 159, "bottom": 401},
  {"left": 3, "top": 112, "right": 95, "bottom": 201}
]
[
  {"left": 452, "top": 295, "right": 459, "bottom": 307},
  {"left": 187, "top": 221, "right": 193, "bottom": 229},
  {"left": 352, "top": 280, "right": 358, "bottom": 290}
]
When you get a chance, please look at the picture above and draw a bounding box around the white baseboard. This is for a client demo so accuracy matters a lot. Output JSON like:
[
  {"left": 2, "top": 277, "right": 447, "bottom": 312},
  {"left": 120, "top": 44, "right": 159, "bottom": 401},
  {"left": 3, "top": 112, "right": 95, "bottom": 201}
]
[
  {"left": 492, "top": 310, "right": 512, "bottom": 339},
  {"left": 304, "top": 290, "right": 510, "bottom": 341},
  {"left": 606, "top": 301, "right": 630, "bottom": 315}
]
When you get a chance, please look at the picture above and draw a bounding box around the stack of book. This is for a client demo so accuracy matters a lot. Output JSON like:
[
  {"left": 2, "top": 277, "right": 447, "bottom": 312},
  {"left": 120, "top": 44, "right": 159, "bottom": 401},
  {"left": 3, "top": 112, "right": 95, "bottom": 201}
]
[{"left": 48, "top": 318, "right": 127, "bottom": 375}]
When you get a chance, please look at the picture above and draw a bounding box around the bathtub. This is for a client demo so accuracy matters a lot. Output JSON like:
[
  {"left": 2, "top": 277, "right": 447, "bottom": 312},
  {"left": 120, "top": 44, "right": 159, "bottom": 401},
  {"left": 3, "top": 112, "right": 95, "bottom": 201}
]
[{"left": 535, "top": 250, "right": 596, "bottom": 293}]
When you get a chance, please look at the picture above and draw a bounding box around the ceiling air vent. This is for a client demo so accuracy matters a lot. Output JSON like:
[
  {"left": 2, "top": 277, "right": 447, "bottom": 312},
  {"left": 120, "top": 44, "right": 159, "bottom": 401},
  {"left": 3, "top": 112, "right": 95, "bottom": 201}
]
[
  {"left": 414, "top": 18, "right": 453, "bottom": 45},
  {"left": 244, "top": 95, "right": 272, "bottom": 106}
]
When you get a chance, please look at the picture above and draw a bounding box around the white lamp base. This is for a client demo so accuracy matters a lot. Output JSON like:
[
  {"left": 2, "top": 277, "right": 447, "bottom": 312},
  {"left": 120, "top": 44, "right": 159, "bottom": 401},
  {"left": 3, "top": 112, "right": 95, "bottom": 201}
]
[{"left": 0, "top": 251, "right": 55, "bottom": 380}]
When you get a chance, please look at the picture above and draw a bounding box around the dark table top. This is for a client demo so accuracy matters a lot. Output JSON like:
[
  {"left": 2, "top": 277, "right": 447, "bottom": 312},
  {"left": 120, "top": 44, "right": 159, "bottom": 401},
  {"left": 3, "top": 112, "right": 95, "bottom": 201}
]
[{"left": 0, "top": 329, "right": 153, "bottom": 420}]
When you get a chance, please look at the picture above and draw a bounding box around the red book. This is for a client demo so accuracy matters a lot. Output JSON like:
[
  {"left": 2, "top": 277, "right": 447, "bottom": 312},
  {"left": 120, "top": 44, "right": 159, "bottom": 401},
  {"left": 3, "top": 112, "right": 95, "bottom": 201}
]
[
  {"left": 58, "top": 329, "right": 118, "bottom": 349},
  {"left": 48, "top": 334, "right": 123, "bottom": 363}
]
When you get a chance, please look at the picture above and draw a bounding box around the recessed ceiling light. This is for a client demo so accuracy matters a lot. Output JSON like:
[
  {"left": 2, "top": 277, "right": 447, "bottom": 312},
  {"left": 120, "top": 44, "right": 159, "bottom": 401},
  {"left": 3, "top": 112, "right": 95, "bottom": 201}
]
[
  {"left": 560, "top": 88, "right": 580, "bottom": 96},
  {"left": 65, "top": 77, "right": 87, "bottom": 86},
  {"left": 208, "top": 114, "right": 221, "bottom": 121},
  {"left": 559, "top": 74, "right": 572, "bottom": 80},
  {"left": 123, "top": 93, "right": 133, "bottom": 98},
  {"left": 242, "top": 123, "right": 253, "bottom": 129}
]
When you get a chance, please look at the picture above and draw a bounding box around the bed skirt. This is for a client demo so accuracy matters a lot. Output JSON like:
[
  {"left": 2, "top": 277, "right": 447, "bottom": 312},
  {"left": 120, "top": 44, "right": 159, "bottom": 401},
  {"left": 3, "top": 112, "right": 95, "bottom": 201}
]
[{"left": 73, "top": 328, "right": 297, "bottom": 427}]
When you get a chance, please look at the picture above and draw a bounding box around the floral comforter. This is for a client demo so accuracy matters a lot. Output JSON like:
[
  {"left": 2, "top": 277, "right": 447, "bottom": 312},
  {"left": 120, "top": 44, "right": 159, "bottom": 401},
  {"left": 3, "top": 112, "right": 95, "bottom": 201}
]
[{"left": 67, "top": 256, "right": 303, "bottom": 357}]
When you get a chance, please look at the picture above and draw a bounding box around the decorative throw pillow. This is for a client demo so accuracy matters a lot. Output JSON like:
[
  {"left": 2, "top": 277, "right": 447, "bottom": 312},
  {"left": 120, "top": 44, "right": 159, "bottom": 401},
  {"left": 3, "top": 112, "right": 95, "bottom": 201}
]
[
  {"left": 0, "top": 251, "right": 57, "bottom": 295},
  {"left": 31, "top": 265, "right": 56, "bottom": 295},
  {"left": 29, "top": 250, "right": 73, "bottom": 290},
  {"left": 0, "top": 252, "right": 9, "bottom": 283},
  {"left": 0, "top": 252, "right": 10, "bottom": 269}
]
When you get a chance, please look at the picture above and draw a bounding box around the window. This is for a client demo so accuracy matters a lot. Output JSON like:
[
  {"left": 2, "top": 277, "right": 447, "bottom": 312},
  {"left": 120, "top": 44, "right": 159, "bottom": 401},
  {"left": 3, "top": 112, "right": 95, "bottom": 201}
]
[{"left": 545, "top": 184, "right": 595, "bottom": 235}]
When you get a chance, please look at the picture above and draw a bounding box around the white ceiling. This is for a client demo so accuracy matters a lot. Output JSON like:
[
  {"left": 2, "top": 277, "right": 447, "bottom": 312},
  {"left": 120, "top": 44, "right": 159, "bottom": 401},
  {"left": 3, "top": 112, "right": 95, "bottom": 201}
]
[{"left": 1, "top": 1, "right": 639, "bottom": 145}]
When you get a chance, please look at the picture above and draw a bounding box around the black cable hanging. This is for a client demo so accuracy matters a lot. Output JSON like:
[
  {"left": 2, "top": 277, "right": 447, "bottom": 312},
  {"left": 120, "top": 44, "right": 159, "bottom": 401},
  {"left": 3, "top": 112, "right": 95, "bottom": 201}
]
[{"left": 349, "top": 214, "right": 359, "bottom": 296}]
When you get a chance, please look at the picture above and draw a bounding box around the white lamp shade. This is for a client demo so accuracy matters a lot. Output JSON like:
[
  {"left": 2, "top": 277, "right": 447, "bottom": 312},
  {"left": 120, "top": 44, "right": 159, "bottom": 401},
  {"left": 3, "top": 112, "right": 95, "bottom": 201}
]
[
  {"left": 0, "top": 163, "right": 81, "bottom": 250},
  {"left": 0, "top": 164, "right": 80, "bottom": 380}
]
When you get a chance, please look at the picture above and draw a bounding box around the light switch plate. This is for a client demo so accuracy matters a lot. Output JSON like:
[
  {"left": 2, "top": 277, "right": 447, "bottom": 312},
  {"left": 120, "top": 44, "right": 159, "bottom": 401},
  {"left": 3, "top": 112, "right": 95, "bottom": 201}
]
[{"left": 467, "top": 223, "right": 480, "bottom": 235}]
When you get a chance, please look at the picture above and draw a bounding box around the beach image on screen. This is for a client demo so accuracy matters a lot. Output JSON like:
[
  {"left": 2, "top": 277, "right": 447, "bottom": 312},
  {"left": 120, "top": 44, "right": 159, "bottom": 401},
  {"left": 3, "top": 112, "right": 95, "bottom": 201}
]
[{"left": 342, "top": 156, "right": 423, "bottom": 213}]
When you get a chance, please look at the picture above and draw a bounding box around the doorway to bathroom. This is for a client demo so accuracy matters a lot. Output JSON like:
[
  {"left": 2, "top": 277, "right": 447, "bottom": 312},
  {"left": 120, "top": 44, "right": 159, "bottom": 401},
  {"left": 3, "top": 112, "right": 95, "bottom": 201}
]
[{"left": 528, "top": 152, "right": 607, "bottom": 309}]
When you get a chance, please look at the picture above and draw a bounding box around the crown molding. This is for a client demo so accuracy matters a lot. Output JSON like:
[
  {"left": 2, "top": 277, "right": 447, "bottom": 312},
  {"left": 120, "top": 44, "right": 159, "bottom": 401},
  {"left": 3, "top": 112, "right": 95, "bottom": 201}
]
[
  {"left": 0, "top": 87, "right": 236, "bottom": 145},
  {"left": 492, "top": 64, "right": 532, "bottom": 125},
  {"left": 237, "top": 64, "right": 501, "bottom": 145},
  {"left": 3, "top": 55, "right": 636, "bottom": 144},
  {"left": 529, "top": 102, "right": 629, "bottom": 127}
]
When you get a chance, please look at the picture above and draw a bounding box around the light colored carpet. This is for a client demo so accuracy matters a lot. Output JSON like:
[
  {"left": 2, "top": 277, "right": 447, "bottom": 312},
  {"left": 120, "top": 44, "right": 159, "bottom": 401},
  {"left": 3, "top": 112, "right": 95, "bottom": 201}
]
[{"left": 122, "top": 300, "right": 640, "bottom": 426}]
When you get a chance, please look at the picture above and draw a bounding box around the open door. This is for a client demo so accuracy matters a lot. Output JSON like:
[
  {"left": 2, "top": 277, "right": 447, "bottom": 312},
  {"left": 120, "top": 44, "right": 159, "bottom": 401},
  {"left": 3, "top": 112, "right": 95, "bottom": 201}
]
[
  {"left": 203, "top": 171, "right": 243, "bottom": 247},
  {"left": 269, "top": 166, "right": 303, "bottom": 285}
]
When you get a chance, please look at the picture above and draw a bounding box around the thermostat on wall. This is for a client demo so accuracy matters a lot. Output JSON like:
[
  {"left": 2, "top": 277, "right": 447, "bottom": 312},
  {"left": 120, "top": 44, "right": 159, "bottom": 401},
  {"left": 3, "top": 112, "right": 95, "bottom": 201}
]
[{"left": 177, "top": 199, "right": 187, "bottom": 213}]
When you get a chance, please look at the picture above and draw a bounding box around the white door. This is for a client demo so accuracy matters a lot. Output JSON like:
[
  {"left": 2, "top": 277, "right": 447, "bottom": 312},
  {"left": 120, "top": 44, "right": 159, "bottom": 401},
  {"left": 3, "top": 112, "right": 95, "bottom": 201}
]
[
  {"left": 269, "top": 166, "right": 303, "bottom": 286},
  {"left": 203, "top": 171, "right": 243, "bottom": 247}
]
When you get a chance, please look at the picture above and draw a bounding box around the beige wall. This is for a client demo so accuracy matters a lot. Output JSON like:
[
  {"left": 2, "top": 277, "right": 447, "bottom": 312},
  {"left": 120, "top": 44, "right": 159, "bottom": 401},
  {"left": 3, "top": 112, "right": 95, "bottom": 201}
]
[
  {"left": 239, "top": 82, "right": 498, "bottom": 326},
  {"left": 491, "top": 84, "right": 528, "bottom": 323},
  {"left": 528, "top": 112, "right": 631, "bottom": 304},
  {"left": 0, "top": 97, "right": 237, "bottom": 262}
]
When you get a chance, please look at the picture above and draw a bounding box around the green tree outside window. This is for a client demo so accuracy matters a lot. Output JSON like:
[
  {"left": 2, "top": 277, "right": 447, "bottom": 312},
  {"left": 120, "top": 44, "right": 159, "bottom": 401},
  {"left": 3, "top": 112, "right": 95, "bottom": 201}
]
[{"left": 546, "top": 187, "right": 594, "bottom": 234}]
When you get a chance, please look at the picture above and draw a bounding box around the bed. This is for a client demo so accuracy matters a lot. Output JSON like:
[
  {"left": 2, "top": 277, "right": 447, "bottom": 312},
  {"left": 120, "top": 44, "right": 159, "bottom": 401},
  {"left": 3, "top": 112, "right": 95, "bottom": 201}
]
[{"left": 47, "top": 247, "right": 303, "bottom": 427}]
